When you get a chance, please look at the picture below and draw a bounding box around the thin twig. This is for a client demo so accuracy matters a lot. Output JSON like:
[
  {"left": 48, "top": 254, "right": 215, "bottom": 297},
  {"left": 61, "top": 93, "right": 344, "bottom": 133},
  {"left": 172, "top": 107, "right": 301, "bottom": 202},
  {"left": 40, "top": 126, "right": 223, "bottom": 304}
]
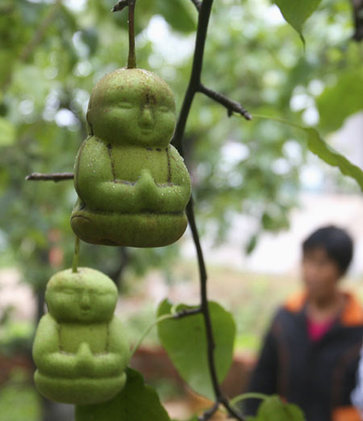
[
  {"left": 130, "top": 308, "right": 201, "bottom": 358},
  {"left": 173, "top": 307, "right": 202, "bottom": 319},
  {"left": 128, "top": 0, "right": 137, "bottom": 68},
  {"left": 111, "top": 0, "right": 136, "bottom": 67},
  {"left": 172, "top": 0, "right": 246, "bottom": 419},
  {"left": 199, "top": 84, "right": 252, "bottom": 120},
  {"left": 191, "top": 0, "right": 202, "bottom": 12},
  {"left": 72, "top": 236, "right": 80, "bottom": 273},
  {"left": 186, "top": 200, "right": 221, "bottom": 400},
  {"left": 172, "top": 0, "right": 214, "bottom": 153},
  {"left": 112, "top": 0, "right": 128, "bottom": 12},
  {"left": 198, "top": 402, "right": 220, "bottom": 421},
  {"left": 19, "top": 0, "right": 62, "bottom": 63},
  {"left": 220, "top": 397, "right": 248, "bottom": 420},
  {"left": 351, "top": 0, "right": 363, "bottom": 41},
  {"left": 25, "top": 172, "right": 74, "bottom": 182}
]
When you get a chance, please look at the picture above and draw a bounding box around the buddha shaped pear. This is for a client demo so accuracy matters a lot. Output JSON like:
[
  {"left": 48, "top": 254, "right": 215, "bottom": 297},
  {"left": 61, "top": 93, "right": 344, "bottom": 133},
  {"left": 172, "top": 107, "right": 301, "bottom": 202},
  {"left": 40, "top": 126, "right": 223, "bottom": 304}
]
[
  {"left": 71, "top": 68, "right": 191, "bottom": 247},
  {"left": 32, "top": 268, "right": 130, "bottom": 405}
]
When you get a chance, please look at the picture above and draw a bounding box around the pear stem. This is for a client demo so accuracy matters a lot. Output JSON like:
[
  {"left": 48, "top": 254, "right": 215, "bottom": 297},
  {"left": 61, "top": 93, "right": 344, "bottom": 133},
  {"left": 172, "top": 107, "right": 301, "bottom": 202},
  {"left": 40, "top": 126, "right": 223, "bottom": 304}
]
[
  {"left": 128, "top": 0, "right": 136, "bottom": 68},
  {"left": 72, "top": 236, "right": 80, "bottom": 273}
]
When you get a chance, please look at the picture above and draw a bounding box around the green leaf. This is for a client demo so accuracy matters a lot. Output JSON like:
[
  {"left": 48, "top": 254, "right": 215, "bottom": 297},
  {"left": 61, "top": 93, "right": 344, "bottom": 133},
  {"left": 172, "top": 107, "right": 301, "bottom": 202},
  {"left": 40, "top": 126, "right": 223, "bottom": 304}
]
[
  {"left": 157, "top": 300, "right": 236, "bottom": 400},
  {"left": 0, "top": 118, "right": 15, "bottom": 146},
  {"left": 273, "top": 0, "right": 322, "bottom": 41},
  {"left": 156, "top": 0, "right": 196, "bottom": 33},
  {"left": 254, "top": 396, "right": 305, "bottom": 421},
  {"left": 317, "top": 70, "right": 363, "bottom": 133},
  {"left": 245, "top": 234, "right": 258, "bottom": 255},
  {"left": 75, "top": 368, "right": 170, "bottom": 421},
  {"left": 254, "top": 115, "right": 363, "bottom": 192},
  {"left": 305, "top": 127, "right": 363, "bottom": 191}
]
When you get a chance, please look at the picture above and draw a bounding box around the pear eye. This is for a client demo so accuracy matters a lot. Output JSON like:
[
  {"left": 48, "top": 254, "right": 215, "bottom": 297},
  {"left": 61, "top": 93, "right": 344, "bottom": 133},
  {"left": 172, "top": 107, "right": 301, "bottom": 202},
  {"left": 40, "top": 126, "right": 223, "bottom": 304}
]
[
  {"left": 61, "top": 288, "right": 76, "bottom": 295},
  {"left": 119, "top": 102, "right": 133, "bottom": 109},
  {"left": 159, "top": 105, "right": 170, "bottom": 112},
  {"left": 98, "top": 290, "right": 113, "bottom": 296}
]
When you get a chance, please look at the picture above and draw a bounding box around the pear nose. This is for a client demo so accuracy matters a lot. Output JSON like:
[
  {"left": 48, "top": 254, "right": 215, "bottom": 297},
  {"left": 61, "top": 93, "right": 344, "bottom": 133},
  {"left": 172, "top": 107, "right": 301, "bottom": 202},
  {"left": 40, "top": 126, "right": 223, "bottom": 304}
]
[
  {"left": 139, "top": 106, "right": 154, "bottom": 129},
  {"left": 80, "top": 291, "right": 91, "bottom": 310}
]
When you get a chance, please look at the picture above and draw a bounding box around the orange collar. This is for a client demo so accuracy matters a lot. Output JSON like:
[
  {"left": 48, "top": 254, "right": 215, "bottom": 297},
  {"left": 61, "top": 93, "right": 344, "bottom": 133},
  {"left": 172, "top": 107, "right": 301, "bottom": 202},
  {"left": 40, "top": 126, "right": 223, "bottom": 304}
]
[{"left": 284, "top": 291, "right": 363, "bottom": 327}]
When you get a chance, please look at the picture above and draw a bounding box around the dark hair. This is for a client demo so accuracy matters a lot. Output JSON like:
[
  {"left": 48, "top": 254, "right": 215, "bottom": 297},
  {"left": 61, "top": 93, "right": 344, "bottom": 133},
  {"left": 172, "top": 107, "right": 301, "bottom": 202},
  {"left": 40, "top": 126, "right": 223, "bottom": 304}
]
[{"left": 302, "top": 225, "right": 353, "bottom": 274}]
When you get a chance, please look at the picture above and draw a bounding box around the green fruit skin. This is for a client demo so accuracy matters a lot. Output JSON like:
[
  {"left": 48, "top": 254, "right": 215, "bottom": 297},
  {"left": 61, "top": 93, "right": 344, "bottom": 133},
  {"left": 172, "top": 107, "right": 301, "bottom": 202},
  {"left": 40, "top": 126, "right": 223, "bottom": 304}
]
[
  {"left": 71, "top": 203, "right": 188, "bottom": 247},
  {"left": 71, "top": 68, "right": 191, "bottom": 248},
  {"left": 32, "top": 268, "right": 130, "bottom": 405}
]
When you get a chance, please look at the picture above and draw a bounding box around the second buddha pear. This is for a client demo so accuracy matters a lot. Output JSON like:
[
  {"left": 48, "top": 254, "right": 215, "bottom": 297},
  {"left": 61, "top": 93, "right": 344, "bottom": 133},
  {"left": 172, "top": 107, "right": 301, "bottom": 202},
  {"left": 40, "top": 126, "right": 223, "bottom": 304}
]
[{"left": 32, "top": 268, "right": 130, "bottom": 405}]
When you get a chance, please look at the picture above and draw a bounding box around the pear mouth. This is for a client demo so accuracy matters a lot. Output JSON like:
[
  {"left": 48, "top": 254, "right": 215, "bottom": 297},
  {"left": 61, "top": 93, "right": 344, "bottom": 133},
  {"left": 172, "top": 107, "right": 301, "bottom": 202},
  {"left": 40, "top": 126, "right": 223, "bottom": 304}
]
[
  {"left": 80, "top": 308, "right": 91, "bottom": 316},
  {"left": 140, "top": 127, "right": 153, "bottom": 134}
]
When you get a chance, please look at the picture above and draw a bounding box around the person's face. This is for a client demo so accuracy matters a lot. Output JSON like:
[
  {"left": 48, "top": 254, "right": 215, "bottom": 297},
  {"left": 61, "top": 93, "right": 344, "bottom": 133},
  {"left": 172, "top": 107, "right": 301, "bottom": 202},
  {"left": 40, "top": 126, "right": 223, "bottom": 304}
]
[{"left": 302, "top": 247, "right": 341, "bottom": 302}]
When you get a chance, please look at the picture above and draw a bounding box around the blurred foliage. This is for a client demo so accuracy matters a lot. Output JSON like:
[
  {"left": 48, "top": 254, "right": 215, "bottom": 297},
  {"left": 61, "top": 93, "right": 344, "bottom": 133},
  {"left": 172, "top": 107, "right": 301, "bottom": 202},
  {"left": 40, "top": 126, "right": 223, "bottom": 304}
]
[
  {"left": 0, "top": 0, "right": 362, "bottom": 296},
  {"left": 0, "top": 318, "right": 33, "bottom": 356},
  {"left": 0, "top": 371, "right": 41, "bottom": 421},
  {"left": 317, "top": 69, "right": 363, "bottom": 133}
]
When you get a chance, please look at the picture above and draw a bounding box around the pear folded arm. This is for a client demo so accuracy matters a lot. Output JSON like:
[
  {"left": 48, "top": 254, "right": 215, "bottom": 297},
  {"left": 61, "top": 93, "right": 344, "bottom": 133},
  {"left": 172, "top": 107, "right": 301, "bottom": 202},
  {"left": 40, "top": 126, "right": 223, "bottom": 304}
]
[
  {"left": 33, "top": 315, "right": 83, "bottom": 378},
  {"left": 75, "top": 138, "right": 191, "bottom": 214},
  {"left": 152, "top": 145, "right": 191, "bottom": 213},
  {"left": 84, "top": 317, "right": 130, "bottom": 378},
  {"left": 32, "top": 315, "right": 130, "bottom": 379},
  {"left": 135, "top": 165, "right": 190, "bottom": 213},
  {"left": 75, "top": 137, "right": 139, "bottom": 213}
]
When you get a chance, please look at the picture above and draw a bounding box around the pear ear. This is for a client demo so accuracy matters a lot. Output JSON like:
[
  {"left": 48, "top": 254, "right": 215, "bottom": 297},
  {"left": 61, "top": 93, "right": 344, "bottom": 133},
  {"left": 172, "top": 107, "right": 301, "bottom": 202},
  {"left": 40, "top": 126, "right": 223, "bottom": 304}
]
[{"left": 86, "top": 109, "right": 94, "bottom": 136}]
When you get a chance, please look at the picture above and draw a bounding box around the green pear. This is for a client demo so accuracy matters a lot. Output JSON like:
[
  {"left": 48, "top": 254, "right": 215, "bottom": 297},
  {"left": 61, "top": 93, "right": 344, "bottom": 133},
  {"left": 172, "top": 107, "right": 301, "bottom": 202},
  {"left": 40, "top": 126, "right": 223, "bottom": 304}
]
[
  {"left": 32, "top": 268, "right": 130, "bottom": 405},
  {"left": 71, "top": 68, "right": 191, "bottom": 247}
]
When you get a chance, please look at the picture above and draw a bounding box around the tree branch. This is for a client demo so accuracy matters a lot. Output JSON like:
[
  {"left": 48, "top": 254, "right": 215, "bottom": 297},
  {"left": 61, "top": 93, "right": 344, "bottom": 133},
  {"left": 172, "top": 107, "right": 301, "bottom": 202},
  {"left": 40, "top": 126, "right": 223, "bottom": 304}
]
[
  {"left": 128, "top": 0, "right": 137, "bottom": 68},
  {"left": 111, "top": 0, "right": 137, "bottom": 67},
  {"left": 199, "top": 84, "right": 252, "bottom": 120},
  {"left": 171, "top": 2, "right": 251, "bottom": 152},
  {"left": 25, "top": 172, "right": 74, "bottom": 182},
  {"left": 185, "top": 199, "right": 222, "bottom": 402},
  {"left": 351, "top": 0, "right": 363, "bottom": 41},
  {"left": 172, "top": 1, "right": 246, "bottom": 419},
  {"left": 172, "top": 0, "right": 214, "bottom": 152},
  {"left": 191, "top": 0, "right": 202, "bottom": 12},
  {"left": 198, "top": 402, "right": 219, "bottom": 421},
  {"left": 112, "top": 0, "right": 128, "bottom": 12},
  {"left": 173, "top": 307, "right": 202, "bottom": 319}
]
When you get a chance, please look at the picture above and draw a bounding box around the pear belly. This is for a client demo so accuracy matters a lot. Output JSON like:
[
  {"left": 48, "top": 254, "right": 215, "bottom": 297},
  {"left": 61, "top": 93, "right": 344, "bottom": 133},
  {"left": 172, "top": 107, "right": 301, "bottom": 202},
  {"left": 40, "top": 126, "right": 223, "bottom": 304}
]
[
  {"left": 71, "top": 208, "right": 188, "bottom": 247},
  {"left": 34, "top": 371, "right": 127, "bottom": 405}
]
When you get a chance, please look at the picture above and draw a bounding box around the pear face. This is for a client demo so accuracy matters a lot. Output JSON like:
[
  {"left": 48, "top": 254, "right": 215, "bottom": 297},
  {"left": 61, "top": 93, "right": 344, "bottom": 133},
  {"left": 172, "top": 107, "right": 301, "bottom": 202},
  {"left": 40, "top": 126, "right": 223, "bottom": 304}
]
[
  {"left": 87, "top": 68, "right": 176, "bottom": 147},
  {"left": 46, "top": 268, "right": 117, "bottom": 323}
]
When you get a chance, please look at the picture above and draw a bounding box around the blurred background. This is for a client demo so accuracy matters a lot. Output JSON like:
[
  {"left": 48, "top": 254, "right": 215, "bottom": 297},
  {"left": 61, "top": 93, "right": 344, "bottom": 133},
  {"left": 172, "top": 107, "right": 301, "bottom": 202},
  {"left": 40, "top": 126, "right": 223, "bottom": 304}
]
[{"left": 0, "top": 0, "right": 363, "bottom": 420}]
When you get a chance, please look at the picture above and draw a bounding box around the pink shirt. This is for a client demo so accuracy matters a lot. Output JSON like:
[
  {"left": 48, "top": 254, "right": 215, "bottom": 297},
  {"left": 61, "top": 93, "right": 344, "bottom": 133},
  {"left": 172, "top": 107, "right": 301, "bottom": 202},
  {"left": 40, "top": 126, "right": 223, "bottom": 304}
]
[{"left": 307, "top": 318, "right": 335, "bottom": 342}]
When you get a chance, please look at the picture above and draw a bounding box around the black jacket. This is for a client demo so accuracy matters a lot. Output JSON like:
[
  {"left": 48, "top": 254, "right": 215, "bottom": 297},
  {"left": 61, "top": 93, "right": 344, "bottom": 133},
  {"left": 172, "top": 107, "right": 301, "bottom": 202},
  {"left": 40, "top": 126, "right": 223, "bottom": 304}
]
[{"left": 245, "top": 292, "right": 363, "bottom": 421}]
